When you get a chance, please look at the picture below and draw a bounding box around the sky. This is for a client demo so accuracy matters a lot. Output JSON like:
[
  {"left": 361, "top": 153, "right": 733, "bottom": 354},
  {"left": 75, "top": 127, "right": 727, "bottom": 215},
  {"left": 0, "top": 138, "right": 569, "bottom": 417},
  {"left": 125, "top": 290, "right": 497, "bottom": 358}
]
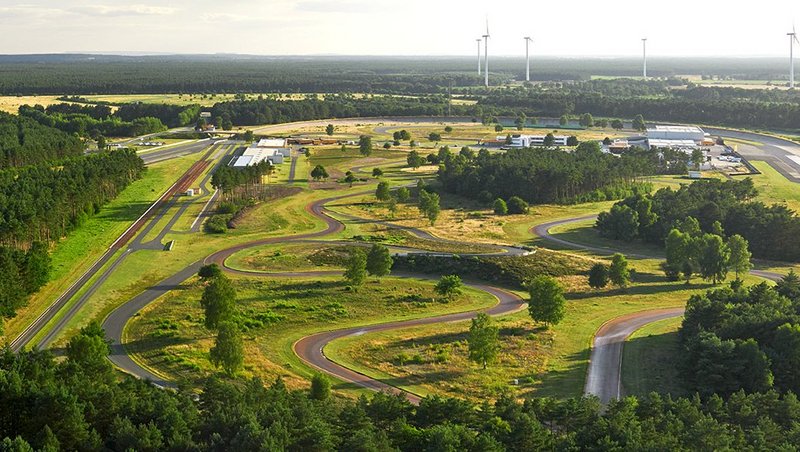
[{"left": 1, "top": 0, "right": 799, "bottom": 57}]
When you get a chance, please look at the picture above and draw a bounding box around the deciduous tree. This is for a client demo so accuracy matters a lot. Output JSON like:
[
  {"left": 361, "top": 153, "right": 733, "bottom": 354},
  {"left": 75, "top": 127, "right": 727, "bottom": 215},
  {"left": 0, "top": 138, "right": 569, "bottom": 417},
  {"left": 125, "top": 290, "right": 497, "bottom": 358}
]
[
  {"left": 344, "top": 249, "right": 367, "bottom": 287},
  {"left": 435, "top": 275, "right": 463, "bottom": 299},
  {"left": 468, "top": 313, "right": 499, "bottom": 369},
  {"left": 200, "top": 275, "right": 237, "bottom": 329},
  {"left": 210, "top": 321, "right": 244, "bottom": 376},
  {"left": 366, "top": 244, "right": 393, "bottom": 279},
  {"left": 528, "top": 276, "right": 566, "bottom": 327}
]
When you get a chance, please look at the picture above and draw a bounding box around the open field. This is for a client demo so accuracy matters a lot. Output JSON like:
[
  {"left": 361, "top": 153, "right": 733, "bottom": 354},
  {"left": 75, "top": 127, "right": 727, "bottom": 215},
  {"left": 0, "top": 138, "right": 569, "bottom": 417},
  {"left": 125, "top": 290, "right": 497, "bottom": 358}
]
[
  {"left": 125, "top": 275, "right": 497, "bottom": 392},
  {"left": 0, "top": 154, "right": 201, "bottom": 342},
  {"left": 750, "top": 160, "right": 800, "bottom": 212},
  {"left": 621, "top": 316, "right": 686, "bottom": 397},
  {"left": 325, "top": 267, "right": 715, "bottom": 400},
  {"left": 0, "top": 95, "right": 62, "bottom": 113}
]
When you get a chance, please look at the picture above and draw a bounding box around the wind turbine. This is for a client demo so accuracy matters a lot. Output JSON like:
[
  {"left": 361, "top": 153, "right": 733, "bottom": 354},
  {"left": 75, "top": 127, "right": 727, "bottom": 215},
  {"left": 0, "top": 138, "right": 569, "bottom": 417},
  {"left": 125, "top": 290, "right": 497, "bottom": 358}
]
[
  {"left": 524, "top": 36, "right": 533, "bottom": 82},
  {"left": 483, "top": 18, "right": 490, "bottom": 87},
  {"left": 789, "top": 26, "right": 799, "bottom": 89},
  {"left": 641, "top": 38, "right": 648, "bottom": 79},
  {"left": 476, "top": 38, "right": 482, "bottom": 75}
]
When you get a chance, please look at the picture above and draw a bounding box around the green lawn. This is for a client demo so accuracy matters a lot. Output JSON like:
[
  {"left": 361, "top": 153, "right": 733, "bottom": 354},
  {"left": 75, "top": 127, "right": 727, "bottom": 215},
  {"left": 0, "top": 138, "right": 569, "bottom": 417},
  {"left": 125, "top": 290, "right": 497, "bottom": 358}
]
[
  {"left": 621, "top": 316, "right": 686, "bottom": 398},
  {"left": 751, "top": 161, "right": 800, "bottom": 212},
  {"left": 125, "top": 275, "right": 497, "bottom": 394}
]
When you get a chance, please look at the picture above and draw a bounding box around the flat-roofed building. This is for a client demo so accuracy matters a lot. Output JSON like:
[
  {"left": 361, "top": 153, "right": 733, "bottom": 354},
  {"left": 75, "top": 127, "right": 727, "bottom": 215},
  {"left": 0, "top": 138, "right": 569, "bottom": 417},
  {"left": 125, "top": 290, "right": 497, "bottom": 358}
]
[
  {"left": 257, "top": 138, "right": 288, "bottom": 148},
  {"left": 646, "top": 125, "right": 706, "bottom": 142},
  {"left": 500, "top": 134, "right": 569, "bottom": 147},
  {"left": 647, "top": 138, "right": 700, "bottom": 150},
  {"left": 230, "top": 147, "right": 285, "bottom": 167}
]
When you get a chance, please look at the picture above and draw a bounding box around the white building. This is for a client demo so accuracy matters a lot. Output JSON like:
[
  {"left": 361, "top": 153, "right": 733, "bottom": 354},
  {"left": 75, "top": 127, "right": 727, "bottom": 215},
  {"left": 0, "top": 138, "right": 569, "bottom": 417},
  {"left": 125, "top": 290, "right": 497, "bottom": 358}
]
[
  {"left": 500, "top": 134, "right": 569, "bottom": 147},
  {"left": 231, "top": 147, "right": 285, "bottom": 167},
  {"left": 646, "top": 125, "right": 706, "bottom": 142},
  {"left": 257, "top": 138, "right": 288, "bottom": 148}
]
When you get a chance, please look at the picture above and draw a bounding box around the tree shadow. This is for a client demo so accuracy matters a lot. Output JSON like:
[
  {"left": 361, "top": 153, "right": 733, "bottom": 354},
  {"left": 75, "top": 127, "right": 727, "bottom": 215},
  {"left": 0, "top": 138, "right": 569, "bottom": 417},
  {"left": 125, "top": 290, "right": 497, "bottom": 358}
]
[
  {"left": 113, "top": 335, "right": 195, "bottom": 355},
  {"left": 332, "top": 370, "right": 466, "bottom": 393},
  {"left": 568, "top": 282, "right": 715, "bottom": 299},
  {"left": 527, "top": 347, "right": 591, "bottom": 398}
]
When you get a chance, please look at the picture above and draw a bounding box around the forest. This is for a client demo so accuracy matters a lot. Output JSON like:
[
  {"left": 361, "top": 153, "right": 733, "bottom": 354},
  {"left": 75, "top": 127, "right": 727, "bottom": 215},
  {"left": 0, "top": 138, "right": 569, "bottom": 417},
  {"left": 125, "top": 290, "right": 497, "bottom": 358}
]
[
  {"left": 18, "top": 105, "right": 169, "bottom": 138},
  {"left": 0, "top": 54, "right": 794, "bottom": 95},
  {"left": 0, "top": 112, "right": 84, "bottom": 169},
  {"left": 3, "top": 322, "right": 800, "bottom": 451},
  {"left": 437, "top": 142, "right": 657, "bottom": 205},
  {"left": 680, "top": 277, "right": 800, "bottom": 397},
  {"left": 481, "top": 83, "right": 800, "bottom": 130},
  {"left": 0, "top": 150, "right": 145, "bottom": 331},
  {"left": 209, "top": 95, "right": 468, "bottom": 126},
  {"left": 595, "top": 178, "right": 800, "bottom": 261}
]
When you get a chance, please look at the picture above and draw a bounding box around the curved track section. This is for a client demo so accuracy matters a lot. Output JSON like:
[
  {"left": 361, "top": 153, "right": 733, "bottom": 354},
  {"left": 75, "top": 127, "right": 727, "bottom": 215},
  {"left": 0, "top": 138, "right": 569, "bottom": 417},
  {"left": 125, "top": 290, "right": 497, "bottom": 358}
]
[
  {"left": 532, "top": 215, "right": 784, "bottom": 403},
  {"left": 98, "top": 119, "right": 795, "bottom": 405}
]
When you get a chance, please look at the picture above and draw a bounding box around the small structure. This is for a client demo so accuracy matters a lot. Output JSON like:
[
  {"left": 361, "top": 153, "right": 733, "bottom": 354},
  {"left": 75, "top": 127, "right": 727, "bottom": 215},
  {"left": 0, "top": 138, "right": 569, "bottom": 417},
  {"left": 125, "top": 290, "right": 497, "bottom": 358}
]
[
  {"left": 185, "top": 188, "right": 195, "bottom": 196},
  {"left": 501, "top": 134, "right": 569, "bottom": 147},
  {"left": 688, "top": 171, "right": 702, "bottom": 179}
]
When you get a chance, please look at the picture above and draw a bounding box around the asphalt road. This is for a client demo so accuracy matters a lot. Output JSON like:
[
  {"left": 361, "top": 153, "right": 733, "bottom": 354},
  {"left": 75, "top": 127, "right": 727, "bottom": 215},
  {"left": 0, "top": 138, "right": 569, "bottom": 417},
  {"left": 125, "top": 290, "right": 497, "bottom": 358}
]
[
  {"left": 10, "top": 143, "right": 229, "bottom": 351},
  {"left": 532, "top": 215, "right": 784, "bottom": 404},
  {"left": 16, "top": 117, "right": 800, "bottom": 405},
  {"left": 706, "top": 127, "right": 800, "bottom": 182}
]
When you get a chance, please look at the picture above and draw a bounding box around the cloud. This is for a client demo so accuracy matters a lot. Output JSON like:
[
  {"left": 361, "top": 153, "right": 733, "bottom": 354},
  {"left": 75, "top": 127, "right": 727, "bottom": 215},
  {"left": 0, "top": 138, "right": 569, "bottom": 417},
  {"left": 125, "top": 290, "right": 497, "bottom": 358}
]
[{"left": 68, "top": 4, "right": 177, "bottom": 17}]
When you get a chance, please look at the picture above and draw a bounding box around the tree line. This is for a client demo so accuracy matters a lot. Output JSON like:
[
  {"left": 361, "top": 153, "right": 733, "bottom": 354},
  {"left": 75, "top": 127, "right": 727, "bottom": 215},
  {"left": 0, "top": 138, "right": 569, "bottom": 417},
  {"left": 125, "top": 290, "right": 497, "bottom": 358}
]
[
  {"left": 596, "top": 178, "right": 800, "bottom": 261},
  {"left": 0, "top": 150, "right": 145, "bottom": 331},
  {"left": 680, "top": 276, "right": 800, "bottom": 397},
  {"left": 0, "top": 112, "right": 84, "bottom": 169},
  {"left": 18, "top": 104, "right": 168, "bottom": 139},
  {"left": 4, "top": 322, "right": 800, "bottom": 450},
  {"left": 209, "top": 95, "right": 467, "bottom": 127},
  {"left": 480, "top": 83, "right": 800, "bottom": 130},
  {"left": 437, "top": 142, "right": 654, "bottom": 205}
]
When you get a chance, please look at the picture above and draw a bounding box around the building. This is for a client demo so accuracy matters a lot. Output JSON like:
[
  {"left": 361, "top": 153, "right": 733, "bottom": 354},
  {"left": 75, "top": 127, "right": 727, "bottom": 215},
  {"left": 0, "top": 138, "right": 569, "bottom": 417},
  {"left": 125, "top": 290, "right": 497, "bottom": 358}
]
[
  {"left": 500, "top": 134, "right": 570, "bottom": 147},
  {"left": 230, "top": 147, "right": 285, "bottom": 167},
  {"left": 646, "top": 125, "right": 706, "bottom": 142},
  {"left": 647, "top": 138, "right": 700, "bottom": 150},
  {"left": 257, "top": 138, "right": 288, "bottom": 148}
]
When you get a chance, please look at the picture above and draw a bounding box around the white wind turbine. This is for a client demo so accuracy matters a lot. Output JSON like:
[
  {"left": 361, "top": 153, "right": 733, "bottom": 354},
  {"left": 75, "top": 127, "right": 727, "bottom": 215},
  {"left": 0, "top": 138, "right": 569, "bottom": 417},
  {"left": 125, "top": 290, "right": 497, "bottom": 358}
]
[
  {"left": 524, "top": 36, "right": 533, "bottom": 82},
  {"left": 483, "top": 18, "right": 490, "bottom": 87},
  {"left": 789, "top": 26, "right": 799, "bottom": 89},
  {"left": 476, "top": 38, "right": 482, "bottom": 75},
  {"left": 641, "top": 38, "right": 648, "bottom": 79}
]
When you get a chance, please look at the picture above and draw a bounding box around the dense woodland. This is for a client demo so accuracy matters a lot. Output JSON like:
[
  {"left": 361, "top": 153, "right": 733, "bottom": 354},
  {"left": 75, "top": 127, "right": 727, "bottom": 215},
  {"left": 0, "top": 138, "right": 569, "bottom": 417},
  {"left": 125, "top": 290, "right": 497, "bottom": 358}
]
[
  {"left": 3, "top": 323, "right": 800, "bottom": 450},
  {"left": 481, "top": 81, "right": 800, "bottom": 130},
  {"left": 18, "top": 105, "right": 169, "bottom": 138},
  {"left": 0, "top": 55, "right": 794, "bottom": 95},
  {"left": 0, "top": 150, "right": 145, "bottom": 332},
  {"left": 596, "top": 178, "right": 800, "bottom": 261},
  {"left": 437, "top": 142, "right": 658, "bottom": 205},
  {"left": 0, "top": 112, "right": 84, "bottom": 169},
  {"left": 681, "top": 278, "right": 800, "bottom": 397},
  {"left": 210, "top": 95, "right": 467, "bottom": 126}
]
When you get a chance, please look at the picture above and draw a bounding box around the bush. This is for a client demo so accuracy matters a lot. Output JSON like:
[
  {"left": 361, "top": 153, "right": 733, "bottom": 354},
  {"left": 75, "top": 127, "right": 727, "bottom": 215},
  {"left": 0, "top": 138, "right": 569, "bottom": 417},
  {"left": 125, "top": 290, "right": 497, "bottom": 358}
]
[
  {"left": 205, "top": 215, "right": 229, "bottom": 233},
  {"left": 492, "top": 198, "right": 508, "bottom": 215},
  {"left": 507, "top": 196, "right": 529, "bottom": 214}
]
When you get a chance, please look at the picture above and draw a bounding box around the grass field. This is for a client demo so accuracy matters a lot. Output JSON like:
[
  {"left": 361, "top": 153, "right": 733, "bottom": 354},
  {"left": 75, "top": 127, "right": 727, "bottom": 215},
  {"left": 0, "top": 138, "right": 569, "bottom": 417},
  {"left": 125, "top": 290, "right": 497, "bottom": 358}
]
[
  {"left": 125, "top": 275, "right": 497, "bottom": 393},
  {"left": 0, "top": 95, "right": 61, "bottom": 113},
  {"left": 325, "top": 267, "right": 712, "bottom": 401},
  {"left": 42, "top": 185, "right": 335, "bottom": 346},
  {"left": 750, "top": 160, "right": 800, "bottom": 212},
  {"left": 1, "top": 154, "right": 201, "bottom": 342},
  {"left": 621, "top": 316, "right": 686, "bottom": 398}
]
